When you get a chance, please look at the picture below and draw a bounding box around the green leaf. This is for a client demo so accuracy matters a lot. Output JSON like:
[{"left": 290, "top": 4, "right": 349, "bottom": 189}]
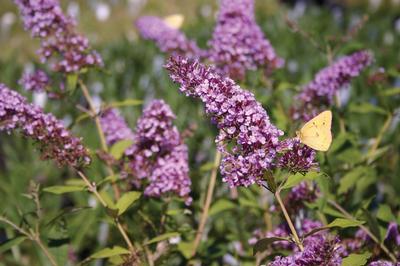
[
  {"left": 110, "top": 140, "right": 134, "bottom": 160},
  {"left": 209, "top": 199, "right": 236, "bottom": 216},
  {"left": 336, "top": 149, "right": 363, "bottom": 164},
  {"left": 97, "top": 175, "right": 119, "bottom": 187},
  {"left": 115, "top": 191, "right": 141, "bottom": 216},
  {"left": 177, "top": 241, "right": 194, "bottom": 259},
  {"left": 328, "top": 132, "right": 349, "bottom": 153},
  {"left": 145, "top": 232, "right": 180, "bottom": 245},
  {"left": 253, "top": 237, "right": 289, "bottom": 255},
  {"left": 199, "top": 162, "right": 215, "bottom": 172},
  {"left": 0, "top": 236, "right": 27, "bottom": 253},
  {"left": 108, "top": 99, "right": 142, "bottom": 108},
  {"left": 377, "top": 205, "right": 396, "bottom": 222},
  {"left": 342, "top": 252, "right": 372, "bottom": 266},
  {"left": 281, "top": 172, "right": 320, "bottom": 190},
  {"left": 65, "top": 179, "right": 86, "bottom": 186},
  {"left": 99, "top": 190, "right": 116, "bottom": 209},
  {"left": 66, "top": 73, "right": 78, "bottom": 92},
  {"left": 338, "top": 167, "right": 367, "bottom": 195},
  {"left": 327, "top": 218, "right": 365, "bottom": 228},
  {"left": 349, "top": 102, "right": 387, "bottom": 115},
  {"left": 43, "top": 185, "right": 85, "bottom": 194},
  {"left": 380, "top": 87, "right": 400, "bottom": 97},
  {"left": 90, "top": 246, "right": 130, "bottom": 259}
]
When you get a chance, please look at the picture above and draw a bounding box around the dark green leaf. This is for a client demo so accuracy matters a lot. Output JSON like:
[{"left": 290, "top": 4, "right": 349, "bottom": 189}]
[
  {"left": 253, "top": 237, "right": 290, "bottom": 255},
  {"left": 0, "top": 236, "right": 27, "bottom": 253}
]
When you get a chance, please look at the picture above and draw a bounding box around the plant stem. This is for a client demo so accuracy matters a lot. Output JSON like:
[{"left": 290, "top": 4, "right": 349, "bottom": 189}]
[
  {"left": 76, "top": 170, "right": 135, "bottom": 251},
  {"left": 192, "top": 150, "right": 222, "bottom": 256},
  {"left": 0, "top": 216, "right": 58, "bottom": 266},
  {"left": 78, "top": 80, "right": 121, "bottom": 199},
  {"left": 328, "top": 199, "right": 397, "bottom": 262},
  {"left": 274, "top": 189, "right": 304, "bottom": 251},
  {"left": 34, "top": 236, "right": 58, "bottom": 266}
]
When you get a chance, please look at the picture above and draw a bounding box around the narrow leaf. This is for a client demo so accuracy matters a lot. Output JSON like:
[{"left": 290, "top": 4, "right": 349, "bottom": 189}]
[
  {"left": 209, "top": 199, "right": 236, "bottom": 216},
  {"left": 342, "top": 252, "right": 372, "bottom": 266},
  {"left": 376, "top": 205, "right": 396, "bottom": 222},
  {"left": 110, "top": 140, "right": 134, "bottom": 160},
  {"left": 43, "top": 185, "right": 85, "bottom": 194},
  {"left": 0, "top": 236, "right": 27, "bottom": 253},
  {"left": 90, "top": 246, "right": 130, "bottom": 259},
  {"left": 145, "top": 232, "right": 180, "bottom": 245},
  {"left": 253, "top": 237, "right": 290, "bottom": 255},
  {"left": 281, "top": 172, "right": 320, "bottom": 190},
  {"left": 108, "top": 99, "right": 142, "bottom": 108},
  {"left": 327, "top": 218, "right": 365, "bottom": 228},
  {"left": 115, "top": 191, "right": 141, "bottom": 216}
]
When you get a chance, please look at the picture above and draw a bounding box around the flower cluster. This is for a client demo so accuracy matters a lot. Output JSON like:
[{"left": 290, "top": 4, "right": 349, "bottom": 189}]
[
  {"left": 19, "top": 70, "right": 50, "bottom": 92},
  {"left": 207, "top": 0, "right": 284, "bottom": 80},
  {"left": 165, "top": 56, "right": 316, "bottom": 187},
  {"left": 0, "top": 84, "right": 90, "bottom": 167},
  {"left": 293, "top": 50, "right": 373, "bottom": 121},
  {"left": 100, "top": 108, "right": 134, "bottom": 146},
  {"left": 277, "top": 138, "right": 317, "bottom": 174},
  {"left": 126, "top": 100, "right": 191, "bottom": 204},
  {"left": 14, "top": 0, "right": 103, "bottom": 74},
  {"left": 270, "top": 237, "right": 343, "bottom": 266},
  {"left": 135, "top": 16, "right": 203, "bottom": 58}
]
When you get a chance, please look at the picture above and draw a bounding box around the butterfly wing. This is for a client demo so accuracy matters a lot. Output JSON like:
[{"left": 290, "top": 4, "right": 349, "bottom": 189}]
[
  {"left": 299, "top": 110, "right": 332, "bottom": 151},
  {"left": 164, "top": 14, "right": 184, "bottom": 29}
]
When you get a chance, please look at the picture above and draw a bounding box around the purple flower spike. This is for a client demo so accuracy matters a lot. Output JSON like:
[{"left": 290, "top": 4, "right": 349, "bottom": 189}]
[
  {"left": 19, "top": 70, "right": 50, "bottom": 92},
  {"left": 165, "top": 56, "right": 316, "bottom": 187},
  {"left": 0, "top": 84, "right": 90, "bottom": 167},
  {"left": 100, "top": 108, "right": 134, "bottom": 146},
  {"left": 136, "top": 16, "right": 203, "bottom": 58},
  {"left": 207, "top": 0, "right": 284, "bottom": 80},
  {"left": 165, "top": 56, "right": 283, "bottom": 187},
  {"left": 127, "top": 99, "right": 191, "bottom": 204},
  {"left": 14, "top": 0, "right": 103, "bottom": 74},
  {"left": 293, "top": 50, "right": 373, "bottom": 121}
]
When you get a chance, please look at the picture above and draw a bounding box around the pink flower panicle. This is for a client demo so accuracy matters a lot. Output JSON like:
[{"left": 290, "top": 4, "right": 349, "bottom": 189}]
[
  {"left": 126, "top": 99, "right": 191, "bottom": 204},
  {"left": 136, "top": 16, "right": 203, "bottom": 58},
  {"left": 165, "top": 56, "right": 316, "bottom": 188},
  {"left": 293, "top": 50, "right": 373, "bottom": 121},
  {"left": 100, "top": 108, "right": 134, "bottom": 146},
  {"left": 207, "top": 0, "right": 284, "bottom": 80},
  {"left": 19, "top": 70, "right": 50, "bottom": 92},
  {"left": 0, "top": 84, "right": 90, "bottom": 167},
  {"left": 15, "top": 0, "right": 103, "bottom": 74}
]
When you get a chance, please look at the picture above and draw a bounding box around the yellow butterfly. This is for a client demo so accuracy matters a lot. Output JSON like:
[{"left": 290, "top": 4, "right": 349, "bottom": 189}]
[
  {"left": 296, "top": 110, "right": 332, "bottom": 151},
  {"left": 164, "top": 14, "right": 184, "bottom": 29}
]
